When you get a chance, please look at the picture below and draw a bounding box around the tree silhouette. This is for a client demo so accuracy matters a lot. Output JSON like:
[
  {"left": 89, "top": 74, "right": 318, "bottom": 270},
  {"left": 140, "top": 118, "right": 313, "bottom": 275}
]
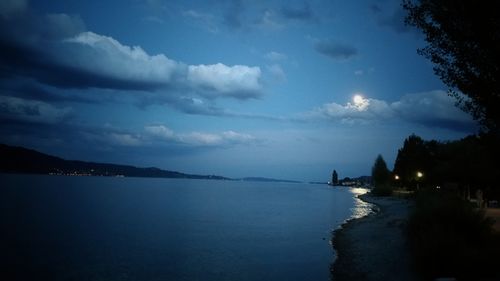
[
  {"left": 393, "top": 133, "right": 500, "bottom": 197},
  {"left": 372, "top": 154, "right": 390, "bottom": 188},
  {"left": 393, "top": 134, "right": 434, "bottom": 187},
  {"left": 404, "top": 0, "right": 500, "bottom": 133}
]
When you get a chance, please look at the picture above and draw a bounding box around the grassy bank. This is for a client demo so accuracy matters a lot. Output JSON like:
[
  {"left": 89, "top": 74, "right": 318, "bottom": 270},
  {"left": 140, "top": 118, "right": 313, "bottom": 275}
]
[{"left": 406, "top": 190, "right": 500, "bottom": 280}]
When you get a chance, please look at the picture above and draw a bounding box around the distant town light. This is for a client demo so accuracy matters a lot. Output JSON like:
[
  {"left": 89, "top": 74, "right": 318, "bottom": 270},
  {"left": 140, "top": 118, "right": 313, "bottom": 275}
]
[{"left": 394, "top": 175, "right": 400, "bottom": 180}]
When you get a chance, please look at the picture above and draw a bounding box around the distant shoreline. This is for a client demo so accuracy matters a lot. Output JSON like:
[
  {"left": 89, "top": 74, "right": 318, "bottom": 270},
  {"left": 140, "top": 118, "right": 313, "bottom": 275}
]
[
  {"left": 331, "top": 193, "right": 421, "bottom": 281},
  {"left": 0, "top": 144, "right": 301, "bottom": 183}
]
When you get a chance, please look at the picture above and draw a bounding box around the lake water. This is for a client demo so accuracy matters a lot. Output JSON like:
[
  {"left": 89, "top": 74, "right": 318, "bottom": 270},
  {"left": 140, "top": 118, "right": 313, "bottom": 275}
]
[{"left": 0, "top": 174, "right": 371, "bottom": 281}]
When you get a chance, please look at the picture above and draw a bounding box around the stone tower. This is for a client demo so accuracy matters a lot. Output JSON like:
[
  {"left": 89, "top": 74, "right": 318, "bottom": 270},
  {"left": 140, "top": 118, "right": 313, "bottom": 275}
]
[{"left": 331, "top": 170, "right": 338, "bottom": 186}]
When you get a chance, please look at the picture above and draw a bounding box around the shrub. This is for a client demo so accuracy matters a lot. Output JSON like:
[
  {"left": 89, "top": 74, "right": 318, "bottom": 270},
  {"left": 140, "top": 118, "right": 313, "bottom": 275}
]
[{"left": 371, "top": 184, "right": 393, "bottom": 196}]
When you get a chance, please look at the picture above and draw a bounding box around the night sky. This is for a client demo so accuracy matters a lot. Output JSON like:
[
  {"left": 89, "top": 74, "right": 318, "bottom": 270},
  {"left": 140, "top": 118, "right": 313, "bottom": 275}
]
[{"left": 0, "top": 0, "right": 478, "bottom": 181}]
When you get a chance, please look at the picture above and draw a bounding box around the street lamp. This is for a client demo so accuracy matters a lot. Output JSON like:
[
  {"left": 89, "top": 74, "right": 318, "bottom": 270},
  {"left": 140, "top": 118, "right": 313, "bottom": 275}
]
[
  {"left": 394, "top": 174, "right": 400, "bottom": 190},
  {"left": 416, "top": 171, "right": 423, "bottom": 190}
]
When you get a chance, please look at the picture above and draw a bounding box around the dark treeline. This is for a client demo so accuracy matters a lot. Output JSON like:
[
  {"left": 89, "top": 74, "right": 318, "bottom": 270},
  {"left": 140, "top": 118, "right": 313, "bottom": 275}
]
[
  {"left": 392, "top": 133, "right": 500, "bottom": 200},
  {"left": 380, "top": 133, "right": 500, "bottom": 280},
  {"left": 368, "top": 134, "right": 500, "bottom": 280}
]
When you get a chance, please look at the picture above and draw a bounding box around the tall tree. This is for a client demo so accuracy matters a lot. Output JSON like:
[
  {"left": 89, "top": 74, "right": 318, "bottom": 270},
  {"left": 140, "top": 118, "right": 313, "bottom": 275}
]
[
  {"left": 372, "top": 154, "right": 390, "bottom": 188},
  {"left": 394, "top": 134, "right": 429, "bottom": 185},
  {"left": 403, "top": 0, "right": 500, "bottom": 133}
]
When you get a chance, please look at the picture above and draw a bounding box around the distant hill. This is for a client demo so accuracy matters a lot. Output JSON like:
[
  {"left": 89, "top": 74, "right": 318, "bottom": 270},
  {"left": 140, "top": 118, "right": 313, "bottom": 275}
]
[{"left": 0, "top": 143, "right": 229, "bottom": 180}]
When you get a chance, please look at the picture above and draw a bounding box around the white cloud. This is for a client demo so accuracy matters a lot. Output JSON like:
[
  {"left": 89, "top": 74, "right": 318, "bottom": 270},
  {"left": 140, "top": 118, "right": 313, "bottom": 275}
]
[
  {"left": 303, "top": 90, "right": 476, "bottom": 131},
  {"left": 255, "top": 10, "right": 284, "bottom": 30},
  {"left": 266, "top": 64, "right": 286, "bottom": 82},
  {"left": 187, "top": 63, "right": 262, "bottom": 99},
  {"left": 354, "top": 67, "right": 375, "bottom": 76},
  {"left": 221, "top": 130, "right": 256, "bottom": 144},
  {"left": 265, "top": 51, "right": 287, "bottom": 61},
  {"left": 179, "top": 132, "right": 223, "bottom": 146},
  {"left": 354, "top": 70, "right": 364, "bottom": 76},
  {"left": 81, "top": 130, "right": 143, "bottom": 147},
  {"left": 179, "top": 131, "right": 256, "bottom": 146},
  {"left": 144, "top": 125, "right": 175, "bottom": 140},
  {"left": 183, "top": 10, "right": 219, "bottom": 33},
  {"left": 64, "top": 31, "right": 178, "bottom": 85},
  {"left": 2, "top": 2, "right": 266, "bottom": 104},
  {"left": 143, "top": 16, "right": 164, "bottom": 24},
  {"left": 144, "top": 125, "right": 257, "bottom": 147},
  {"left": 63, "top": 32, "right": 264, "bottom": 99},
  {"left": 0, "top": 95, "right": 72, "bottom": 124},
  {"left": 107, "top": 132, "right": 142, "bottom": 146},
  {"left": 306, "top": 96, "right": 392, "bottom": 123}
]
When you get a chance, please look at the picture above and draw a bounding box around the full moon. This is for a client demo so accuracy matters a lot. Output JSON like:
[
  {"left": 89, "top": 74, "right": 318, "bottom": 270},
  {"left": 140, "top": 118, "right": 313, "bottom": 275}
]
[{"left": 353, "top": 94, "right": 364, "bottom": 105}]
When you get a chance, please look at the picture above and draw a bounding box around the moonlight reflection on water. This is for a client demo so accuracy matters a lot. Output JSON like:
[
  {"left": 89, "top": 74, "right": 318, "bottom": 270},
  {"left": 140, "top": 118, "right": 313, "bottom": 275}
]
[{"left": 349, "top": 188, "right": 374, "bottom": 220}]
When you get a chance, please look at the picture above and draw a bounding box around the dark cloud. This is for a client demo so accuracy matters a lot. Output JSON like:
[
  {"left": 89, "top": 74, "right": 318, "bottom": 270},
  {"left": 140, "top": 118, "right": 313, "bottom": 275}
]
[
  {"left": 223, "top": 0, "right": 244, "bottom": 29},
  {"left": 0, "top": 28, "right": 176, "bottom": 91},
  {"left": 134, "top": 92, "right": 283, "bottom": 121},
  {"left": 2, "top": 82, "right": 65, "bottom": 103},
  {"left": 378, "top": 7, "right": 413, "bottom": 33},
  {"left": 0, "top": 12, "right": 132, "bottom": 90},
  {"left": 370, "top": 4, "right": 382, "bottom": 14},
  {"left": 0, "top": 114, "right": 259, "bottom": 168},
  {"left": 392, "top": 91, "right": 477, "bottom": 132},
  {"left": 314, "top": 40, "right": 358, "bottom": 61},
  {"left": 0, "top": 120, "right": 149, "bottom": 165},
  {"left": 0, "top": 95, "right": 74, "bottom": 125},
  {"left": 370, "top": 1, "right": 419, "bottom": 34},
  {"left": 0, "top": 0, "right": 27, "bottom": 19},
  {"left": 0, "top": 78, "right": 101, "bottom": 104},
  {"left": 172, "top": 97, "right": 226, "bottom": 116},
  {"left": 212, "top": 1, "right": 319, "bottom": 32},
  {"left": 0, "top": 118, "right": 73, "bottom": 155},
  {"left": 0, "top": 3, "right": 262, "bottom": 100},
  {"left": 182, "top": 10, "right": 218, "bottom": 33},
  {"left": 280, "top": 2, "right": 315, "bottom": 21}
]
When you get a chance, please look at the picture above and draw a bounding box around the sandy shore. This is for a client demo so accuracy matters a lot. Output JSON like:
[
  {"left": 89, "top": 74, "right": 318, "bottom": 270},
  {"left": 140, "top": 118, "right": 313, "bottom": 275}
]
[{"left": 331, "top": 194, "right": 422, "bottom": 281}]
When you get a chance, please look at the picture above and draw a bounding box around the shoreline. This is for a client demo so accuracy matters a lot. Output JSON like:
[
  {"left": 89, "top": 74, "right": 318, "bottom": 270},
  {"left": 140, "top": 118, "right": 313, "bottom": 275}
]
[{"left": 331, "top": 193, "right": 421, "bottom": 281}]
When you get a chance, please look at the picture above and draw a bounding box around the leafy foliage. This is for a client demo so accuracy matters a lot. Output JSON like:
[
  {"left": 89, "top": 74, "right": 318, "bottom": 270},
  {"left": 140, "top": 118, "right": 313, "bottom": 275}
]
[{"left": 404, "top": 0, "right": 500, "bottom": 133}]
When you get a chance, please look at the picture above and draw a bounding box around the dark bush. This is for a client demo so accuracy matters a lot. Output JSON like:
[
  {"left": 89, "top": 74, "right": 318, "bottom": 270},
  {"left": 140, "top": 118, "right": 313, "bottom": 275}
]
[{"left": 371, "top": 184, "right": 393, "bottom": 196}]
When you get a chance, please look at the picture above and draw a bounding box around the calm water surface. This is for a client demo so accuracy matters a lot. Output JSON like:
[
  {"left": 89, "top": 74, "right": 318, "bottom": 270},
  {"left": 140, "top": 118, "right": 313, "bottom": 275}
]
[{"left": 0, "top": 174, "right": 370, "bottom": 281}]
